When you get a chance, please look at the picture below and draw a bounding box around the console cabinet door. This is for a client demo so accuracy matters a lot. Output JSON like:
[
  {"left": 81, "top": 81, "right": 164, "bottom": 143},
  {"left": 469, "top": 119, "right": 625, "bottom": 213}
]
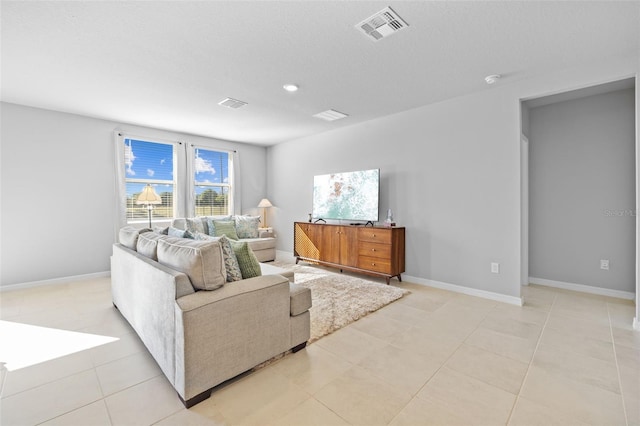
[
  {"left": 302, "top": 224, "right": 358, "bottom": 267},
  {"left": 339, "top": 226, "right": 359, "bottom": 267},
  {"left": 294, "top": 223, "right": 321, "bottom": 259},
  {"left": 320, "top": 225, "right": 341, "bottom": 264}
]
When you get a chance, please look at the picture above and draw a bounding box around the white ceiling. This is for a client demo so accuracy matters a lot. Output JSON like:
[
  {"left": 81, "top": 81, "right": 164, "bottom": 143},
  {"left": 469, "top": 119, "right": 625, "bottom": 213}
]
[{"left": 2, "top": 1, "right": 639, "bottom": 146}]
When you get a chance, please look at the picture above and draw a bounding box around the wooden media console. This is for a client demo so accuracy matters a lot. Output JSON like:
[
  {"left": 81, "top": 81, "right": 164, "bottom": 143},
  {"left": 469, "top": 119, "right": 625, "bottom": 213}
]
[{"left": 293, "top": 222, "right": 405, "bottom": 284}]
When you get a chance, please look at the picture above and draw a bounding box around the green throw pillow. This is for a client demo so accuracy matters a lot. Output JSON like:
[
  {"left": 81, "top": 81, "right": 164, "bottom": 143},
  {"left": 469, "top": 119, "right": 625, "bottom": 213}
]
[
  {"left": 213, "top": 220, "right": 239, "bottom": 240},
  {"left": 230, "top": 241, "right": 262, "bottom": 279}
]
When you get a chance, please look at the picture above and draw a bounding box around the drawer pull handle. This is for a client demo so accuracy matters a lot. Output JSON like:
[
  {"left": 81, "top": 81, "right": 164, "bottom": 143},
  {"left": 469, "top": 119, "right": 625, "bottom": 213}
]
[
  {"left": 371, "top": 263, "right": 376, "bottom": 266},
  {"left": 372, "top": 234, "right": 376, "bottom": 237},
  {"left": 371, "top": 249, "right": 376, "bottom": 252}
]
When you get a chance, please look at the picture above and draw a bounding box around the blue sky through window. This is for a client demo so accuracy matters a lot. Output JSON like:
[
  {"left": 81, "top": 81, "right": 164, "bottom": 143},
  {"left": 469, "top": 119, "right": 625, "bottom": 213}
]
[
  {"left": 194, "top": 148, "right": 229, "bottom": 196},
  {"left": 125, "top": 138, "right": 175, "bottom": 197}
]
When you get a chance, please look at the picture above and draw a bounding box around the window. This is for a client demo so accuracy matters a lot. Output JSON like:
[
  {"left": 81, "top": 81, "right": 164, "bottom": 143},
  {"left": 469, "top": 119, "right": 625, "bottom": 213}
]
[
  {"left": 193, "top": 148, "right": 233, "bottom": 216},
  {"left": 123, "top": 138, "right": 176, "bottom": 223}
]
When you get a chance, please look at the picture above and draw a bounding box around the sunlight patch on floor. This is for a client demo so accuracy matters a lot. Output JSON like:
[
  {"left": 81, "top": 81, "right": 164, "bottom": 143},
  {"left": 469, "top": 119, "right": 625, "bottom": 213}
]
[{"left": 0, "top": 320, "right": 119, "bottom": 371}]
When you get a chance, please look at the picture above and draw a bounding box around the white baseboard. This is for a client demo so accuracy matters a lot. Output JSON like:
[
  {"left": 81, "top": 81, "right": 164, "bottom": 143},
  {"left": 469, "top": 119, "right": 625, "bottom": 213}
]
[
  {"left": 529, "top": 277, "right": 635, "bottom": 300},
  {"left": 403, "top": 274, "right": 523, "bottom": 306},
  {"left": 281, "top": 249, "right": 523, "bottom": 306},
  {"left": 634, "top": 317, "right": 640, "bottom": 331},
  {"left": 1, "top": 271, "right": 111, "bottom": 292}
]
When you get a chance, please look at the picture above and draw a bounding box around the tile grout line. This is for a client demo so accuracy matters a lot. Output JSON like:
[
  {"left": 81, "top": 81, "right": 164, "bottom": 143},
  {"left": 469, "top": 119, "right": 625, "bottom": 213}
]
[
  {"left": 504, "top": 289, "right": 556, "bottom": 425},
  {"left": 607, "top": 302, "right": 630, "bottom": 426}
]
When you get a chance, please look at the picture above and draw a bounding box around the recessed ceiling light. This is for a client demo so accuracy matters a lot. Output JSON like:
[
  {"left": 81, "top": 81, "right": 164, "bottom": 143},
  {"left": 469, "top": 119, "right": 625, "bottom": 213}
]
[{"left": 283, "top": 84, "right": 299, "bottom": 92}]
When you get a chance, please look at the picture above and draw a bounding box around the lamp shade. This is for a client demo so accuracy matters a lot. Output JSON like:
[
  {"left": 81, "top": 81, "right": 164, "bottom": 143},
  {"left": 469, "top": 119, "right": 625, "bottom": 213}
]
[
  {"left": 257, "top": 198, "right": 273, "bottom": 208},
  {"left": 136, "top": 184, "right": 162, "bottom": 205}
]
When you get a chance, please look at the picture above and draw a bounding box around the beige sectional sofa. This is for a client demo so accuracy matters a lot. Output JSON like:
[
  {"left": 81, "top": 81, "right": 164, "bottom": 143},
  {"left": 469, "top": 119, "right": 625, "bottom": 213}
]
[{"left": 110, "top": 227, "right": 311, "bottom": 407}]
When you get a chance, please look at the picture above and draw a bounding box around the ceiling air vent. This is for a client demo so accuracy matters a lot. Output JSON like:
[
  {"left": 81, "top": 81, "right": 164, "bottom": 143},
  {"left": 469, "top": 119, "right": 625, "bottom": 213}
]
[
  {"left": 218, "top": 98, "right": 247, "bottom": 109},
  {"left": 356, "top": 6, "right": 408, "bottom": 41},
  {"left": 313, "top": 109, "right": 349, "bottom": 122}
]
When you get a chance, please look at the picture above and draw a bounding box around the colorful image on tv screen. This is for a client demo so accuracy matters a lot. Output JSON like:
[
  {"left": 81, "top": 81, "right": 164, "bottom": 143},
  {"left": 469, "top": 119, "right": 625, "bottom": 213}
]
[{"left": 312, "top": 169, "right": 379, "bottom": 221}]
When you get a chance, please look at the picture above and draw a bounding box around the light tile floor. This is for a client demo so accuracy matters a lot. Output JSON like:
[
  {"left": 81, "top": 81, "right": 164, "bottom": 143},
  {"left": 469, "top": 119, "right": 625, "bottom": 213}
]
[{"left": 1, "top": 270, "right": 638, "bottom": 425}]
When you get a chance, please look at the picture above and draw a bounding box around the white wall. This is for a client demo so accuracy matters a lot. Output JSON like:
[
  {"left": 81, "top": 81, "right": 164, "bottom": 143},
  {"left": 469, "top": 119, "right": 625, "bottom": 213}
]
[
  {"left": 267, "top": 53, "right": 639, "bottom": 300},
  {"left": 0, "top": 102, "right": 268, "bottom": 287},
  {"left": 529, "top": 89, "right": 635, "bottom": 292}
]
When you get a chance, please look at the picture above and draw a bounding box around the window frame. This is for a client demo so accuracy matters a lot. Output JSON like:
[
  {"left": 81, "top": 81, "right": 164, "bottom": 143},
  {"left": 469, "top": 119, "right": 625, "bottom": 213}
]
[{"left": 124, "top": 137, "right": 178, "bottom": 225}]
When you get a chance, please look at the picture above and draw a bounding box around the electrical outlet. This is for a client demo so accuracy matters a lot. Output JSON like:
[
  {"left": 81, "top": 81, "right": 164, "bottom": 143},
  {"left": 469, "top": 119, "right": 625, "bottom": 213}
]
[
  {"left": 491, "top": 262, "right": 500, "bottom": 274},
  {"left": 600, "top": 259, "right": 609, "bottom": 270}
]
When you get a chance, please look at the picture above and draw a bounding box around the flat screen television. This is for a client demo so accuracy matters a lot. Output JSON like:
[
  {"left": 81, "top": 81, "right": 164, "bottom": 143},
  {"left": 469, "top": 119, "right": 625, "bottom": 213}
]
[{"left": 312, "top": 168, "right": 380, "bottom": 222}]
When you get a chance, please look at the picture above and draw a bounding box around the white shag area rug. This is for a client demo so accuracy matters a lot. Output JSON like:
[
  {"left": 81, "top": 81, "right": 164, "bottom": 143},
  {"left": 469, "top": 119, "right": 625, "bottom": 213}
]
[{"left": 274, "top": 262, "right": 409, "bottom": 343}]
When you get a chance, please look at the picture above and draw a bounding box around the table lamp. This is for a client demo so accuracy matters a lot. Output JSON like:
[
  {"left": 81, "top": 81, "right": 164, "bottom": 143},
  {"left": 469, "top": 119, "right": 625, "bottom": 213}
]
[
  {"left": 136, "top": 184, "right": 163, "bottom": 228},
  {"left": 258, "top": 198, "right": 273, "bottom": 228}
]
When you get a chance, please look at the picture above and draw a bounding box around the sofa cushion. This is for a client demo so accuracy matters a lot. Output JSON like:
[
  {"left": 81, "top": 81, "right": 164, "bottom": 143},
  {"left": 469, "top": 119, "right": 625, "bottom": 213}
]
[
  {"left": 157, "top": 237, "right": 226, "bottom": 291},
  {"left": 260, "top": 262, "right": 294, "bottom": 282},
  {"left": 119, "top": 226, "right": 152, "bottom": 250},
  {"left": 235, "top": 215, "right": 261, "bottom": 238},
  {"left": 230, "top": 241, "right": 262, "bottom": 279},
  {"left": 194, "top": 233, "right": 243, "bottom": 282},
  {"left": 213, "top": 220, "right": 239, "bottom": 241},
  {"left": 136, "top": 232, "right": 166, "bottom": 261},
  {"left": 243, "top": 237, "right": 276, "bottom": 252}
]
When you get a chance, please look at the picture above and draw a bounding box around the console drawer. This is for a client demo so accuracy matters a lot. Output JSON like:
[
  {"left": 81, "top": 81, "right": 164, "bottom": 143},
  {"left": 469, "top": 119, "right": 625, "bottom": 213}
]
[
  {"left": 358, "top": 228, "right": 392, "bottom": 244},
  {"left": 358, "top": 242, "right": 391, "bottom": 259},
  {"left": 358, "top": 256, "right": 392, "bottom": 274}
]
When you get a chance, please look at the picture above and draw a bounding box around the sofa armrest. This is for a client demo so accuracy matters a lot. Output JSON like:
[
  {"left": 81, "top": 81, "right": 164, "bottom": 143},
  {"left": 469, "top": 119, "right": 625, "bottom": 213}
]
[{"left": 174, "top": 274, "right": 291, "bottom": 401}]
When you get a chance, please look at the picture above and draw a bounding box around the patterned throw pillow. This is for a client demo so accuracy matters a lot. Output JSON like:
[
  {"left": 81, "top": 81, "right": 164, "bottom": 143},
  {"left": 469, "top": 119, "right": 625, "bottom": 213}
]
[
  {"left": 213, "top": 220, "right": 239, "bottom": 240},
  {"left": 185, "top": 218, "right": 205, "bottom": 235},
  {"left": 218, "top": 235, "right": 243, "bottom": 282},
  {"left": 234, "top": 215, "right": 261, "bottom": 238},
  {"left": 230, "top": 241, "right": 262, "bottom": 279},
  {"left": 194, "top": 233, "right": 242, "bottom": 282}
]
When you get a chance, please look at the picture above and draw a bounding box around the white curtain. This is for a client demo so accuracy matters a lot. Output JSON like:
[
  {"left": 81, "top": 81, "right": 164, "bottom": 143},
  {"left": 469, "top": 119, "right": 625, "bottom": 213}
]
[
  {"left": 113, "top": 131, "right": 127, "bottom": 240},
  {"left": 232, "top": 150, "right": 241, "bottom": 215}
]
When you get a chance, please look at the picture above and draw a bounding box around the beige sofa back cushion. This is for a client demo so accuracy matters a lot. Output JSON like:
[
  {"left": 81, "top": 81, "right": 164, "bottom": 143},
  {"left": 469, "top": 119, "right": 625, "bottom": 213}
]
[
  {"left": 157, "top": 237, "right": 226, "bottom": 291},
  {"left": 136, "top": 232, "right": 167, "bottom": 261},
  {"left": 119, "top": 226, "right": 151, "bottom": 250}
]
